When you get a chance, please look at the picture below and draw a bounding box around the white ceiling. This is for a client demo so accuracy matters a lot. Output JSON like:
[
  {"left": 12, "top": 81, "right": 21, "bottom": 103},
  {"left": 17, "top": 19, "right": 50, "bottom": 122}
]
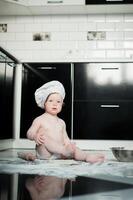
[{"left": 0, "top": 0, "right": 133, "bottom": 15}]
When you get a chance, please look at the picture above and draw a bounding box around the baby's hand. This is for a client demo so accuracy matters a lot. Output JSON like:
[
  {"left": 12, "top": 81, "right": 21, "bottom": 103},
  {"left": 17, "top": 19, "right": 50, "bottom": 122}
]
[{"left": 34, "top": 132, "right": 45, "bottom": 145}]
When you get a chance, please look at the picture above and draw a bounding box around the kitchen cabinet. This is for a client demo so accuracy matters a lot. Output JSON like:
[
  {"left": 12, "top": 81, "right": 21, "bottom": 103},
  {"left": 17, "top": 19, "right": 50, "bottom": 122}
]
[
  {"left": 0, "top": 58, "right": 15, "bottom": 139},
  {"left": 74, "top": 101, "right": 133, "bottom": 140},
  {"left": 41, "top": 0, "right": 84, "bottom": 5},
  {"left": 86, "top": 0, "right": 133, "bottom": 4},
  {"left": 74, "top": 63, "right": 133, "bottom": 140},
  {"left": 20, "top": 63, "right": 72, "bottom": 138},
  {"left": 74, "top": 63, "right": 133, "bottom": 101}
]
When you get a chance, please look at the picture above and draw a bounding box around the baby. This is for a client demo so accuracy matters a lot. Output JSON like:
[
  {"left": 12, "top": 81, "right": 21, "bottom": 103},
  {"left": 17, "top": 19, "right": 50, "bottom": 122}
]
[
  {"left": 26, "top": 175, "right": 67, "bottom": 200},
  {"left": 24, "top": 80, "right": 105, "bottom": 163}
]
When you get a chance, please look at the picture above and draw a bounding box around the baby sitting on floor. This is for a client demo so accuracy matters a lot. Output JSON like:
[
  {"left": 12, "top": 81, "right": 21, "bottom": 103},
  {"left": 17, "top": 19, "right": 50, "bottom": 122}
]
[{"left": 21, "top": 80, "right": 105, "bottom": 163}]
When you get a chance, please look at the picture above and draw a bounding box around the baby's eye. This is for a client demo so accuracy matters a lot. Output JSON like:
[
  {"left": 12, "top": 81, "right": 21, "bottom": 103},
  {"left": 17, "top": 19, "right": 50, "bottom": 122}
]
[
  {"left": 57, "top": 100, "right": 61, "bottom": 103},
  {"left": 48, "top": 99, "right": 53, "bottom": 102}
]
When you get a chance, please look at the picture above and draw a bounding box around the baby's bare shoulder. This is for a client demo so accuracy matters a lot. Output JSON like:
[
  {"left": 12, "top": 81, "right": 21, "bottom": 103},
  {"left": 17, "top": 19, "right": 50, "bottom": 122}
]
[
  {"left": 33, "top": 114, "right": 46, "bottom": 124},
  {"left": 58, "top": 118, "right": 66, "bottom": 126}
]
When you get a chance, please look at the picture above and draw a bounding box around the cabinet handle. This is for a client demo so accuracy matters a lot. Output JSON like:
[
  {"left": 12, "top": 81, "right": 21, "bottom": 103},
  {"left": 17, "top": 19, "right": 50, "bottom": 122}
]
[
  {"left": 101, "top": 67, "right": 119, "bottom": 70},
  {"left": 47, "top": 0, "right": 63, "bottom": 4},
  {"left": 100, "top": 105, "right": 120, "bottom": 108},
  {"left": 106, "top": 0, "right": 124, "bottom": 1},
  {"left": 38, "top": 67, "right": 56, "bottom": 69}
]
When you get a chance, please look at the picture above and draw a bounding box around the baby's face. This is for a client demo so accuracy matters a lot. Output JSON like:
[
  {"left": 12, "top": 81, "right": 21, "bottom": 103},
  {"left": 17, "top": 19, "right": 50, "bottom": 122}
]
[{"left": 44, "top": 93, "right": 63, "bottom": 115}]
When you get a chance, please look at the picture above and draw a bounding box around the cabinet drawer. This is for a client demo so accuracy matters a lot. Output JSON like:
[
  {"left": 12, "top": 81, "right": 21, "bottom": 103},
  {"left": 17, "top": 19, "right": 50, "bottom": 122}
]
[
  {"left": 74, "top": 63, "right": 133, "bottom": 101},
  {"left": 85, "top": 0, "right": 133, "bottom": 4},
  {"left": 43, "top": 0, "right": 84, "bottom": 5},
  {"left": 73, "top": 101, "right": 133, "bottom": 140}
]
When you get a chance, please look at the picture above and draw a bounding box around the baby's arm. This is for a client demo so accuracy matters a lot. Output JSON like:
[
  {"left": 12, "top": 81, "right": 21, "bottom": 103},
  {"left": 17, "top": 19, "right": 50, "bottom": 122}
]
[{"left": 27, "top": 118, "right": 45, "bottom": 145}]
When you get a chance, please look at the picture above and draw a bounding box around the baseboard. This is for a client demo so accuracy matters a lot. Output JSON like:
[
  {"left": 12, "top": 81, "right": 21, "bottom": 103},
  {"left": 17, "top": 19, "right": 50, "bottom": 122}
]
[
  {"left": 12, "top": 139, "right": 35, "bottom": 149},
  {"left": 1, "top": 139, "right": 133, "bottom": 151},
  {"left": 0, "top": 139, "right": 13, "bottom": 150}
]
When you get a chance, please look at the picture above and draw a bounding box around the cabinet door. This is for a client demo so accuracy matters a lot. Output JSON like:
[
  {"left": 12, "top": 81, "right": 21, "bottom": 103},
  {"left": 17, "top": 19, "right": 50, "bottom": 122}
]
[
  {"left": 73, "top": 101, "right": 133, "bottom": 140},
  {"left": 44, "top": 0, "right": 84, "bottom": 5},
  {"left": 0, "top": 63, "right": 14, "bottom": 139},
  {"left": 85, "top": 0, "right": 133, "bottom": 4},
  {"left": 4, "top": 63, "right": 14, "bottom": 138},
  {"left": 74, "top": 63, "right": 133, "bottom": 101},
  {"left": 0, "top": 63, "right": 5, "bottom": 139},
  {"left": 21, "top": 63, "right": 72, "bottom": 138}
]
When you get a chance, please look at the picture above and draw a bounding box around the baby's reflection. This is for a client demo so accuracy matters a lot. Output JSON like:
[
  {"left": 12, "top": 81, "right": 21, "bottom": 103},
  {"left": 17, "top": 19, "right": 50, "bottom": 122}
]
[{"left": 25, "top": 175, "right": 68, "bottom": 200}]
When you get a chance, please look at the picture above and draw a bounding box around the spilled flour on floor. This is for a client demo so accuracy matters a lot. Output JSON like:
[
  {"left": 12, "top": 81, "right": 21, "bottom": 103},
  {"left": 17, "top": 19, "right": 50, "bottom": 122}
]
[{"left": 0, "top": 157, "right": 133, "bottom": 184}]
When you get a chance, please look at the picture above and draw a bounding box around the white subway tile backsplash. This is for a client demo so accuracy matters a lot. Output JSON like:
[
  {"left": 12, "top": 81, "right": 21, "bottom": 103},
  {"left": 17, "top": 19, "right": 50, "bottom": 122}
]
[
  {"left": 0, "top": 41, "right": 6, "bottom": 48},
  {"left": 25, "top": 24, "right": 42, "bottom": 32},
  {"left": 6, "top": 41, "right": 26, "bottom": 50},
  {"left": 34, "top": 16, "right": 52, "bottom": 23},
  {"left": 115, "top": 41, "right": 124, "bottom": 49},
  {"left": 78, "top": 22, "right": 96, "bottom": 31},
  {"left": 78, "top": 41, "right": 96, "bottom": 49},
  {"left": 116, "top": 22, "right": 133, "bottom": 31},
  {"left": 52, "top": 32, "right": 69, "bottom": 41},
  {"left": 15, "top": 33, "right": 32, "bottom": 41},
  {"left": 125, "top": 50, "right": 133, "bottom": 58},
  {"left": 42, "top": 23, "right": 60, "bottom": 32},
  {"left": 125, "top": 32, "right": 133, "bottom": 40},
  {"left": 97, "top": 23, "right": 115, "bottom": 31},
  {"left": 0, "top": 33, "right": 15, "bottom": 41},
  {"left": 42, "top": 24, "right": 60, "bottom": 32},
  {"left": 51, "top": 15, "right": 69, "bottom": 23},
  {"left": 69, "top": 15, "right": 87, "bottom": 22},
  {"left": 88, "top": 14, "right": 105, "bottom": 22},
  {"left": 13, "top": 50, "right": 33, "bottom": 60},
  {"left": 7, "top": 24, "right": 25, "bottom": 32},
  {"left": 124, "top": 14, "right": 133, "bottom": 22},
  {"left": 106, "top": 32, "right": 124, "bottom": 40},
  {"left": 68, "top": 32, "right": 86, "bottom": 41},
  {"left": 60, "top": 23, "right": 78, "bottom": 32},
  {"left": 54, "top": 41, "right": 79, "bottom": 50},
  {"left": 1, "top": 14, "right": 133, "bottom": 61},
  {"left": 123, "top": 41, "right": 133, "bottom": 49},
  {"left": 15, "top": 16, "right": 34, "bottom": 24},
  {"left": 24, "top": 41, "right": 43, "bottom": 50},
  {"left": 97, "top": 41, "right": 115, "bottom": 49},
  {"left": 42, "top": 41, "right": 60, "bottom": 49},
  {"left": 116, "top": 41, "right": 133, "bottom": 50},
  {"left": 105, "top": 14, "right": 123, "bottom": 22},
  {"left": 106, "top": 50, "right": 124, "bottom": 58},
  {"left": 86, "top": 50, "right": 106, "bottom": 58}
]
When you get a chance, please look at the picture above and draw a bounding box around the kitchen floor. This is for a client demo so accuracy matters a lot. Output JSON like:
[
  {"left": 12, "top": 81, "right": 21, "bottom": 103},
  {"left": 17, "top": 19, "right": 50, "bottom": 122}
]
[{"left": 0, "top": 149, "right": 133, "bottom": 200}]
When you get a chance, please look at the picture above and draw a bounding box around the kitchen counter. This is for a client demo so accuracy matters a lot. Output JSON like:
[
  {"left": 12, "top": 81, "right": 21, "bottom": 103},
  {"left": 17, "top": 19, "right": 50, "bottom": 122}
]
[{"left": 21, "top": 58, "right": 133, "bottom": 63}]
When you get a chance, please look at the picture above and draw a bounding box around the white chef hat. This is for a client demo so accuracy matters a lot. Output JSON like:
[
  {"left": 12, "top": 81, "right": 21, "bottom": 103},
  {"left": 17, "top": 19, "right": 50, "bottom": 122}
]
[{"left": 34, "top": 80, "right": 65, "bottom": 109}]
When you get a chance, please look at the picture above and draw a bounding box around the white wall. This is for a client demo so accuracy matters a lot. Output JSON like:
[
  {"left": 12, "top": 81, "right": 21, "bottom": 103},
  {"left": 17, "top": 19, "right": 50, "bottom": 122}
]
[{"left": 0, "top": 14, "right": 133, "bottom": 62}]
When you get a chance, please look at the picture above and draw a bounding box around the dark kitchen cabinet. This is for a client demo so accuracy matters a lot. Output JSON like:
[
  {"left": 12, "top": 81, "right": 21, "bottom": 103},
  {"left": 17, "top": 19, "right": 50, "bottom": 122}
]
[
  {"left": 0, "top": 61, "right": 14, "bottom": 139},
  {"left": 74, "top": 63, "right": 133, "bottom": 101},
  {"left": 20, "top": 63, "right": 72, "bottom": 138},
  {"left": 85, "top": 0, "right": 133, "bottom": 4},
  {"left": 74, "top": 101, "right": 133, "bottom": 140},
  {"left": 74, "top": 63, "right": 133, "bottom": 140}
]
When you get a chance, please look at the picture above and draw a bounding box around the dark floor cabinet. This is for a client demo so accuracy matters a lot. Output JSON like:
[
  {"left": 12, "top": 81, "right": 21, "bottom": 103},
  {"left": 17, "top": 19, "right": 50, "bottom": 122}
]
[
  {"left": 74, "top": 63, "right": 133, "bottom": 140},
  {"left": 20, "top": 63, "right": 72, "bottom": 138},
  {"left": 0, "top": 62, "right": 14, "bottom": 139}
]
